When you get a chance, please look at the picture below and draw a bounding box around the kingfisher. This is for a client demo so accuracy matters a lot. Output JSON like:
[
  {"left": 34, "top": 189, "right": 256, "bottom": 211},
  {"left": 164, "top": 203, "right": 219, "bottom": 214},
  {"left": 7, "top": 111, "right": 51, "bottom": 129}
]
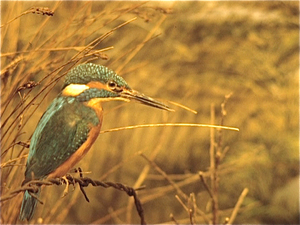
[{"left": 19, "top": 63, "right": 172, "bottom": 221}]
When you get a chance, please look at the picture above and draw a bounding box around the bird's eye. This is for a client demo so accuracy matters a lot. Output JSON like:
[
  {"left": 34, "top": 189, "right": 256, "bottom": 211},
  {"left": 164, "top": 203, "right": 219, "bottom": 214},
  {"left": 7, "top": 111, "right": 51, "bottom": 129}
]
[
  {"left": 108, "top": 80, "right": 123, "bottom": 92},
  {"left": 108, "top": 81, "right": 117, "bottom": 88}
]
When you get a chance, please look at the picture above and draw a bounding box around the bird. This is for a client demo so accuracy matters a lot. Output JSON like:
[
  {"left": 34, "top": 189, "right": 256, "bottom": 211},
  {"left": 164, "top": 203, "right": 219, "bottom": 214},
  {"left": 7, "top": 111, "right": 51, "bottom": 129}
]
[{"left": 19, "top": 63, "right": 172, "bottom": 221}]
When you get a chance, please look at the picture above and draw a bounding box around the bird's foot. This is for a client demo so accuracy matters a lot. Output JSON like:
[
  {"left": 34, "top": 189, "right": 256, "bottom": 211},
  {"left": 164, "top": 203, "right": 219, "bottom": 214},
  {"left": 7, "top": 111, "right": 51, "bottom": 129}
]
[
  {"left": 61, "top": 176, "right": 70, "bottom": 197},
  {"left": 62, "top": 168, "right": 91, "bottom": 202},
  {"left": 73, "top": 168, "right": 90, "bottom": 202}
]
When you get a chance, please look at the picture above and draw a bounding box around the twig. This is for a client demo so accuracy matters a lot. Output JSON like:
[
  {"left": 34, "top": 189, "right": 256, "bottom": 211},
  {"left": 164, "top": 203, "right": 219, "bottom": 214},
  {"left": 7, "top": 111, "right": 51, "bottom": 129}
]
[
  {"left": 209, "top": 94, "right": 233, "bottom": 225},
  {"left": 140, "top": 152, "right": 186, "bottom": 199},
  {"left": 189, "top": 193, "right": 197, "bottom": 224},
  {"left": 170, "top": 213, "right": 179, "bottom": 225},
  {"left": 175, "top": 195, "right": 189, "bottom": 212},
  {"left": 199, "top": 171, "right": 213, "bottom": 199},
  {"left": 174, "top": 195, "right": 195, "bottom": 224},
  {"left": 1, "top": 176, "right": 146, "bottom": 225},
  {"left": 227, "top": 188, "right": 249, "bottom": 225},
  {"left": 210, "top": 103, "right": 219, "bottom": 224},
  {"left": 189, "top": 208, "right": 194, "bottom": 225},
  {"left": 216, "top": 93, "right": 232, "bottom": 166},
  {"left": 140, "top": 152, "right": 210, "bottom": 224}
]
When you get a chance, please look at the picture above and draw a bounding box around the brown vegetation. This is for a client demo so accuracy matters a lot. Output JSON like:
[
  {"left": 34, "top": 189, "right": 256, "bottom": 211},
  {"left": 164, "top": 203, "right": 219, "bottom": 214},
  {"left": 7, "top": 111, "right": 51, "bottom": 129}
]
[{"left": 1, "top": 1, "right": 299, "bottom": 224}]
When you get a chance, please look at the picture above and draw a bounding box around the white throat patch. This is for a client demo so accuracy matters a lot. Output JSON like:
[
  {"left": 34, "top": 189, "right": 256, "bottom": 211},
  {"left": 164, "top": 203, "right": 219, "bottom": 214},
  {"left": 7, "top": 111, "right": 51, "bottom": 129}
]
[{"left": 62, "top": 84, "right": 89, "bottom": 96}]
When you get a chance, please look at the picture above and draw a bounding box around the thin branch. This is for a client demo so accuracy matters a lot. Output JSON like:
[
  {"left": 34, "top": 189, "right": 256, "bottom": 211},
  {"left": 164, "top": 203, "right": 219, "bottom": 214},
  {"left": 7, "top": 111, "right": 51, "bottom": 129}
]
[
  {"left": 227, "top": 188, "right": 249, "bottom": 225},
  {"left": 199, "top": 171, "right": 213, "bottom": 199},
  {"left": 189, "top": 193, "right": 197, "bottom": 225},
  {"left": 140, "top": 153, "right": 187, "bottom": 199},
  {"left": 175, "top": 195, "right": 189, "bottom": 212},
  {"left": 139, "top": 152, "right": 210, "bottom": 224},
  {"left": 169, "top": 213, "right": 179, "bottom": 225},
  {"left": 210, "top": 103, "right": 219, "bottom": 225},
  {"left": 189, "top": 209, "right": 194, "bottom": 225}
]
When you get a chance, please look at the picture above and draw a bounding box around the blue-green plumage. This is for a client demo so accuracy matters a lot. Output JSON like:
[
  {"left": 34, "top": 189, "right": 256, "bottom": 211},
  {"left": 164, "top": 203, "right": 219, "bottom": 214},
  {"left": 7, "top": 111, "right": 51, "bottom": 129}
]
[
  {"left": 77, "top": 88, "right": 120, "bottom": 101},
  {"left": 20, "top": 96, "right": 100, "bottom": 221},
  {"left": 63, "top": 63, "right": 130, "bottom": 90},
  {"left": 20, "top": 188, "right": 40, "bottom": 221},
  {"left": 25, "top": 96, "right": 99, "bottom": 179},
  {"left": 20, "top": 63, "right": 172, "bottom": 221}
]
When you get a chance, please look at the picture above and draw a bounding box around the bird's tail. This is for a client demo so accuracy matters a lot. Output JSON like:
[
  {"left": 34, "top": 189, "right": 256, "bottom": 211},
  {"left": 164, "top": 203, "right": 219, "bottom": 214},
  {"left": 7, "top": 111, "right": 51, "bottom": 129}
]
[{"left": 19, "top": 188, "right": 40, "bottom": 221}]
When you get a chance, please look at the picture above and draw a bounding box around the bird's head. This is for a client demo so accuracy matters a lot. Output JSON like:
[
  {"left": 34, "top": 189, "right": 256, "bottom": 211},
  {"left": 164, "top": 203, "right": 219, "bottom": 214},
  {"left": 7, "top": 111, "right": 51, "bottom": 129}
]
[{"left": 61, "top": 63, "right": 173, "bottom": 111}]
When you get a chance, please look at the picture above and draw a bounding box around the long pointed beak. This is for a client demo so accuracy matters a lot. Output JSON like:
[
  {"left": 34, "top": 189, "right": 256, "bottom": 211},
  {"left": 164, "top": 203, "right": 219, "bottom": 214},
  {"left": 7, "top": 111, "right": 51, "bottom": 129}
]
[{"left": 120, "top": 89, "right": 174, "bottom": 112}]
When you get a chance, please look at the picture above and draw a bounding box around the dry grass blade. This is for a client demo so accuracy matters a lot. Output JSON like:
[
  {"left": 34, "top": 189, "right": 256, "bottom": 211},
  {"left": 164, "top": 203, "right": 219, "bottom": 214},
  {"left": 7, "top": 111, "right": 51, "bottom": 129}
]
[
  {"left": 139, "top": 152, "right": 210, "bottom": 224},
  {"left": 2, "top": 1, "right": 295, "bottom": 224},
  {"left": 140, "top": 152, "right": 186, "bottom": 199},
  {"left": 115, "top": 14, "right": 167, "bottom": 74},
  {"left": 168, "top": 100, "right": 197, "bottom": 114},
  {"left": 100, "top": 123, "right": 239, "bottom": 134},
  {"left": 70, "top": 17, "right": 137, "bottom": 62},
  {"left": 0, "top": 154, "right": 27, "bottom": 168},
  {"left": 0, "top": 7, "right": 54, "bottom": 28},
  {"left": 227, "top": 188, "right": 249, "bottom": 225},
  {"left": 0, "top": 46, "right": 114, "bottom": 57},
  {"left": 0, "top": 55, "right": 24, "bottom": 78},
  {"left": 175, "top": 195, "right": 189, "bottom": 212},
  {"left": 169, "top": 213, "right": 179, "bottom": 225}
]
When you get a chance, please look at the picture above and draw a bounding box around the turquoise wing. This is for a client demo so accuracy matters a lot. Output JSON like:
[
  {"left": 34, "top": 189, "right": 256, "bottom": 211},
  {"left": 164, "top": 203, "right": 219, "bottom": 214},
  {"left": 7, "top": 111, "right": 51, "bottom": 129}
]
[{"left": 25, "top": 96, "right": 100, "bottom": 179}]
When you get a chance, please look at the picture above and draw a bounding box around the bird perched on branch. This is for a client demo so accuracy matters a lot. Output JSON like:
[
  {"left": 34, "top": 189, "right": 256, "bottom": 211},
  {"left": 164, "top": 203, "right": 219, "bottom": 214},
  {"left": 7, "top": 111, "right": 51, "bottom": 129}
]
[{"left": 19, "top": 63, "right": 172, "bottom": 221}]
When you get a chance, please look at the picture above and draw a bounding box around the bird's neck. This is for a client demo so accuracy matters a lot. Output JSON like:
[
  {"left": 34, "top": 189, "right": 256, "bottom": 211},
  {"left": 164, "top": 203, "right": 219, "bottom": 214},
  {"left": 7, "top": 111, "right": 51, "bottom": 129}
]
[{"left": 84, "top": 98, "right": 103, "bottom": 122}]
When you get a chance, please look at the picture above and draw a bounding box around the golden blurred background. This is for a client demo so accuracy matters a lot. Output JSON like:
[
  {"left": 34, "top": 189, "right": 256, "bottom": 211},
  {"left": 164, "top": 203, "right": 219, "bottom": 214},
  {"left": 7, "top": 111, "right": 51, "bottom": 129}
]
[{"left": 1, "top": 1, "right": 299, "bottom": 224}]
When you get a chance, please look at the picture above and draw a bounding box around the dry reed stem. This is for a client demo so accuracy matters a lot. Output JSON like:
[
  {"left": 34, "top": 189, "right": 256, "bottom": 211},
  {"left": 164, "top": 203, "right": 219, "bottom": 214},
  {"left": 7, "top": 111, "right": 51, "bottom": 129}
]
[
  {"left": 208, "top": 94, "right": 233, "bottom": 224},
  {"left": 177, "top": 193, "right": 199, "bottom": 224},
  {"left": 175, "top": 194, "right": 189, "bottom": 212},
  {"left": 140, "top": 158, "right": 244, "bottom": 202},
  {"left": 70, "top": 17, "right": 137, "bottom": 63},
  {"left": 189, "top": 193, "right": 197, "bottom": 224},
  {"left": 139, "top": 152, "right": 210, "bottom": 224},
  {"left": 92, "top": 159, "right": 243, "bottom": 224},
  {"left": 100, "top": 123, "right": 239, "bottom": 135},
  {"left": 0, "top": 7, "right": 54, "bottom": 28},
  {"left": 199, "top": 171, "right": 214, "bottom": 199},
  {"left": 140, "top": 152, "right": 186, "bottom": 199},
  {"left": 2, "top": 14, "right": 137, "bottom": 149},
  {"left": 115, "top": 14, "right": 167, "bottom": 74},
  {"left": 126, "top": 123, "right": 168, "bottom": 223},
  {"left": 1, "top": 15, "right": 167, "bottom": 225},
  {"left": 210, "top": 103, "right": 218, "bottom": 224},
  {"left": 1, "top": 2, "right": 181, "bottom": 224},
  {"left": 169, "top": 213, "right": 179, "bottom": 225},
  {"left": 1, "top": 2, "right": 269, "bottom": 223},
  {"left": 227, "top": 188, "right": 249, "bottom": 225},
  {"left": 168, "top": 100, "right": 198, "bottom": 114},
  {"left": 0, "top": 46, "right": 114, "bottom": 57}
]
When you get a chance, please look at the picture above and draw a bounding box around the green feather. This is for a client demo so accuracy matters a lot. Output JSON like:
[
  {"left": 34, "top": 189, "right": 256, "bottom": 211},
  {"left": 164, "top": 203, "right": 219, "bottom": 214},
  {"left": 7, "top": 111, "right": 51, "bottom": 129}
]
[
  {"left": 64, "top": 63, "right": 131, "bottom": 90},
  {"left": 25, "top": 96, "right": 100, "bottom": 179}
]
